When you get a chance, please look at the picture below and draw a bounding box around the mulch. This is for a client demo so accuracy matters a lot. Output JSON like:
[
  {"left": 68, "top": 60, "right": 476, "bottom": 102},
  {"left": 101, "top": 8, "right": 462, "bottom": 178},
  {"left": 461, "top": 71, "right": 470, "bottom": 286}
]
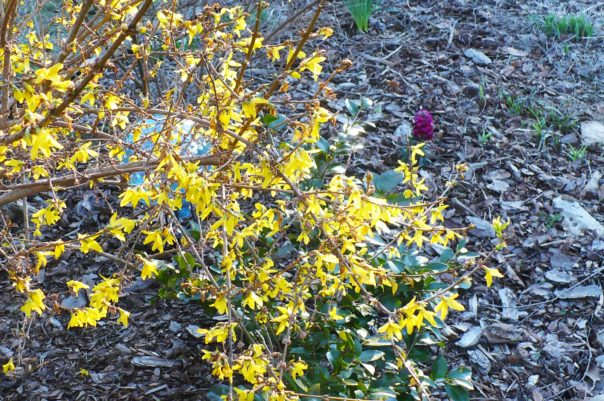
[{"left": 2, "top": 0, "right": 603, "bottom": 400}]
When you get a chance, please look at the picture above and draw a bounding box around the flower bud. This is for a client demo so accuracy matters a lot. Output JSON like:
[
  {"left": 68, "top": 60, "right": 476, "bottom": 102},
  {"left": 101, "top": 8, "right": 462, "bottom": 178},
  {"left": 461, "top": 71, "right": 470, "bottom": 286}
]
[{"left": 412, "top": 110, "right": 434, "bottom": 140}]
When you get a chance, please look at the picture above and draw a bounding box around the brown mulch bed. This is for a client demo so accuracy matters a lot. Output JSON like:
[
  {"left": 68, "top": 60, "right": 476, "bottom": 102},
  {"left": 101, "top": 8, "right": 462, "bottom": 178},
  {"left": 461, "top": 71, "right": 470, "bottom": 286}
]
[
  {"left": 2, "top": 1, "right": 603, "bottom": 400},
  {"left": 316, "top": 1, "right": 604, "bottom": 400}
]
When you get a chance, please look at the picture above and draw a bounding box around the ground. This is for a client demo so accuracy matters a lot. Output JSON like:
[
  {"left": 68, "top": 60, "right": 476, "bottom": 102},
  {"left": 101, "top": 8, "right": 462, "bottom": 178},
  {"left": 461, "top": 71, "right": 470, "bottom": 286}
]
[{"left": 1, "top": 0, "right": 603, "bottom": 400}]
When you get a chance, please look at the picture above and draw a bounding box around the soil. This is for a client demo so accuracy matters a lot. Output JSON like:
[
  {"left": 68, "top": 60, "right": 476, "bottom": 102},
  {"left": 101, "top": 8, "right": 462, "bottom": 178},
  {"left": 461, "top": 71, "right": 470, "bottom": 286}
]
[
  {"left": 317, "top": 1, "right": 604, "bottom": 400},
  {"left": 1, "top": 1, "right": 603, "bottom": 400}
]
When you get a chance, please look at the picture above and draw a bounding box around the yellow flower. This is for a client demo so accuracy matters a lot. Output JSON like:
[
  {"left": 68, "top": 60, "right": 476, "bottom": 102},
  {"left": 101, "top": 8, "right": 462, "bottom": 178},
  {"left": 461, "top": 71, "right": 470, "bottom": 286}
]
[
  {"left": 78, "top": 234, "right": 103, "bottom": 254},
  {"left": 54, "top": 244, "right": 65, "bottom": 259},
  {"left": 242, "top": 291, "right": 264, "bottom": 310},
  {"left": 119, "top": 187, "right": 151, "bottom": 208},
  {"left": 455, "top": 162, "right": 469, "bottom": 176},
  {"left": 434, "top": 293, "right": 465, "bottom": 320},
  {"left": 290, "top": 360, "right": 308, "bottom": 380},
  {"left": 211, "top": 295, "right": 228, "bottom": 314},
  {"left": 66, "top": 280, "right": 90, "bottom": 294},
  {"left": 20, "top": 289, "right": 46, "bottom": 317},
  {"left": 328, "top": 307, "right": 344, "bottom": 321},
  {"left": 266, "top": 45, "right": 285, "bottom": 62},
  {"left": 430, "top": 204, "right": 448, "bottom": 224},
  {"left": 317, "top": 27, "right": 333, "bottom": 39},
  {"left": 238, "top": 345, "right": 268, "bottom": 384},
  {"left": 137, "top": 256, "right": 159, "bottom": 280},
  {"left": 12, "top": 276, "right": 31, "bottom": 293},
  {"left": 29, "top": 129, "right": 64, "bottom": 160},
  {"left": 242, "top": 97, "right": 269, "bottom": 119},
  {"left": 198, "top": 323, "right": 237, "bottom": 344},
  {"left": 410, "top": 143, "right": 425, "bottom": 165},
  {"left": 3, "top": 358, "right": 15, "bottom": 374},
  {"left": 300, "top": 54, "right": 326, "bottom": 81},
  {"left": 492, "top": 217, "right": 510, "bottom": 239},
  {"left": 68, "top": 307, "right": 106, "bottom": 329},
  {"left": 235, "top": 388, "right": 254, "bottom": 401},
  {"left": 483, "top": 266, "right": 504, "bottom": 287},
  {"left": 34, "top": 63, "right": 73, "bottom": 91},
  {"left": 271, "top": 306, "right": 291, "bottom": 335},
  {"left": 143, "top": 230, "right": 164, "bottom": 253},
  {"left": 378, "top": 319, "right": 403, "bottom": 340},
  {"left": 117, "top": 309, "right": 130, "bottom": 328},
  {"left": 417, "top": 306, "right": 437, "bottom": 327}
]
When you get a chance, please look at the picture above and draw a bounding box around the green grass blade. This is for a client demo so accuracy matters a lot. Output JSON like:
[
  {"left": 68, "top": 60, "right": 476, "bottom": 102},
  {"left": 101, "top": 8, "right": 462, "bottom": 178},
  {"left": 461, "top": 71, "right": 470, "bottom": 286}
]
[{"left": 344, "top": 0, "right": 374, "bottom": 32}]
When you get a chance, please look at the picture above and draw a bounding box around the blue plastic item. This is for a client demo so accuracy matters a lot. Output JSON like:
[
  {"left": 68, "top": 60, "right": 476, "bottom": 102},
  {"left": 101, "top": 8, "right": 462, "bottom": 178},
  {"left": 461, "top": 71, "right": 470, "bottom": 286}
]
[{"left": 122, "top": 116, "right": 212, "bottom": 220}]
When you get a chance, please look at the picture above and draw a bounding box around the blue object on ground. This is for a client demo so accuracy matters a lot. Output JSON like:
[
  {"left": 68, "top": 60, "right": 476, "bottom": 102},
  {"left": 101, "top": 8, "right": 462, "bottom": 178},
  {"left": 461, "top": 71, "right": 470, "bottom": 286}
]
[{"left": 122, "top": 116, "right": 212, "bottom": 220}]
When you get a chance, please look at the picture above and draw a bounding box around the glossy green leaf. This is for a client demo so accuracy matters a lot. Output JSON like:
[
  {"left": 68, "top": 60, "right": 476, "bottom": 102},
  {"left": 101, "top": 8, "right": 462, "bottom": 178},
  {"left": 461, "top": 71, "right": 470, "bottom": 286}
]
[
  {"left": 445, "top": 384, "right": 470, "bottom": 401},
  {"left": 359, "top": 350, "right": 385, "bottom": 363},
  {"left": 424, "top": 262, "right": 449, "bottom": 273},
  {"left": 317, "top": 136, "right": 330, "bottom": 153},
  {"left": 439, "top": 248, "right": 455, "bottom": 263},
  {"left": 431, "top": 356, "right": 448, "bottom": 380},
  {"left": 374, "top": 170, "right": 404, "bottom": 193},
  {"left": 345, "top": 99, "right": 360, "bottom": 116}
]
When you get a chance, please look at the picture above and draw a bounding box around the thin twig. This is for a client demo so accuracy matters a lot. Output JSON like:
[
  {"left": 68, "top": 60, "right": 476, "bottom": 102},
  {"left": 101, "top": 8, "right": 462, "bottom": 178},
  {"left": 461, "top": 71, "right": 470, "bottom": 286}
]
[
  {"left": 264, "top": 0, "right": 321, "bottom": 44},
  {"left": 0, "top": 0, "right": 154, "bottom": 145},
  {"left": 0, "top": 152, "right": 223, "bottom": 207},
  {"left": 0, "top": 0, "right": 17, "bottom": 116},
  {"left": 234, "top": 0, "right": 264, "bottom": 93}
]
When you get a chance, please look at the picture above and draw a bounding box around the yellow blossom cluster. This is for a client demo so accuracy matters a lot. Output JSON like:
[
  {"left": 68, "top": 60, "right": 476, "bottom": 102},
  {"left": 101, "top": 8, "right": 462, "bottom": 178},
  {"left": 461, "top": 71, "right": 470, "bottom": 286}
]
[{"left": 0, "top": 1, "right": 507, "bottom": 399}]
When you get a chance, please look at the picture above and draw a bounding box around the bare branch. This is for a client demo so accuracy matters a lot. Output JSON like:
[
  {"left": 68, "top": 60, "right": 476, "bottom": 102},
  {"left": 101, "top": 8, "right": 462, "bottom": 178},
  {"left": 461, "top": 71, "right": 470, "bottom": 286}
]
[
  {"left": 0, "top": 152, "right": 223, "bottom": 207},
  {"left": 0, "top": 0, "right": 154, "bottom": 145}
]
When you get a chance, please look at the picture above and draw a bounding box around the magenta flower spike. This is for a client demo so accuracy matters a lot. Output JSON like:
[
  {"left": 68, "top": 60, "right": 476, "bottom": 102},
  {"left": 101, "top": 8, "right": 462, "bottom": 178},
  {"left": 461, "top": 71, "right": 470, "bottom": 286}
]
[{"left": 412, "top": 110, "right": 434, "bottom": 141}]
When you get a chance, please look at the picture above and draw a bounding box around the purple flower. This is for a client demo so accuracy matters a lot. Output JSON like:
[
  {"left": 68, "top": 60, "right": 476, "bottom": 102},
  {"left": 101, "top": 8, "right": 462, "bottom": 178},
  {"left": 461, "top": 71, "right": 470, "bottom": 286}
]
[{"left": 412, "top": 110, "right": 434, "bottom": 140}]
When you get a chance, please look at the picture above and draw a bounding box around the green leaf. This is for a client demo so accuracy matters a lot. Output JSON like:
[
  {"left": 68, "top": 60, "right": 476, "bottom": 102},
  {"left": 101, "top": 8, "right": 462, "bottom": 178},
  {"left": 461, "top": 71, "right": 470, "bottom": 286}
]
[
  {"left": 374, "top": 170, "right": 404, "bottom": 193},
  {"left": 361, "top": 362, "right": 375, "bottom": 375},
  {"left": 457, "top": 280, "right": 472, "bottom": 290},
  {"left": 385, "top": 192, "right": 413, "bottom": 205},
  {"left": 445, "top": 384, "right": 469, "bottom": 401},
  {"left": 326, "top": 350, "right": 340, "bottom": 368},
  {"left": 439, "top": 248, "right": 455, "bottom": 263},
  {"left": 275, "top": 243, "right": 295, "bottom": 259},
  {"left": 431, "top": 356, "right": 448, "bottom": 380},
  {"left": 262, "top": 114, "right": 278, "bottom": 125},
  {"left": 177, "top": 291, "right": 200, "bottom": 302},
  {"left": 187, "top": 221, "right": 201, "bottom": 241},
  {"left": 424, "top": 262, "right": 449, "bottom": 273},
  {"left": 317, "top": 136, "right": 330, "bottom": 153},
  {"left": 359, "top": 350, "right": 385, "bottom": 363},
  {"left": 206, "top": 384, "right": 229, "bottom": 401},
  {"left": 306, "top": 178, "right": 323, "bottom": 189},
  {"left": 456, "top": 239, "right": 468, "bottom": 252},
  {"left": 457, "top": 252, "right": 479, "bottom": 263},
  {"left": 386, "top": 260, "right": 404, "bottom": 274},
  {"left": 425, "top": 281, "right": 448, "bottom": 291},
  {"left": 345, "top": 99, "right": 360, "bottom": 116},
  {"left": 369, "top": 388, "right": 397, "bottom": 400},
  {"left": 408, "top": 347, "right": 429, "bottom": 362},
  {"left": 447, "top": 367, "right": 474, "bottom": 390},
  {"left": 269, "top": 115, "right": 287, "bottom": 130},
  {"left": 308, "top": 383, "right": 321, "bottom": 395},
  {"left": 294, "top": 377, "right": 309, "bottom": 392},
  {"left": 262, "top": 114, "right": 287, "bottom": 130},
  {"left": 363, "top": 336, "right": 391, "bottom": 347}
]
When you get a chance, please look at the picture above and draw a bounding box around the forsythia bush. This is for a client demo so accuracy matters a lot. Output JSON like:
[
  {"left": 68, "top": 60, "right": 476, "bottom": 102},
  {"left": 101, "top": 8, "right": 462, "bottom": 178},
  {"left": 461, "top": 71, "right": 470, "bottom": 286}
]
[{"left": 0, "top": 1, "right": 508, "bottom": 400}]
